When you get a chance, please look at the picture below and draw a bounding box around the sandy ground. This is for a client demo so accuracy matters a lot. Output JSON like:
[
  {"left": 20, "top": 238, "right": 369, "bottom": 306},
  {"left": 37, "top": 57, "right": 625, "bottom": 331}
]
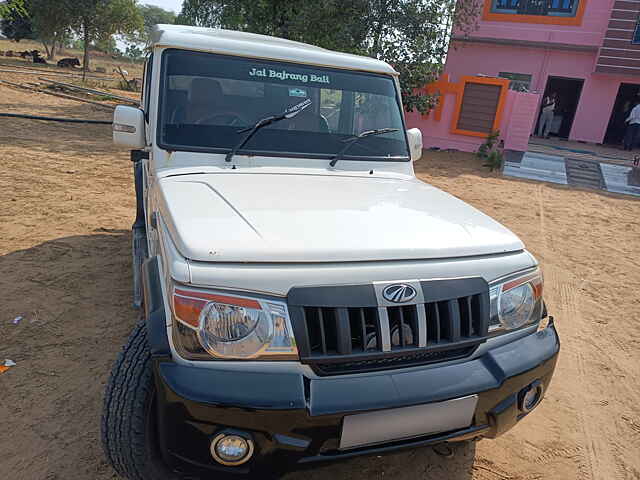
[{"left": 1, "top": 80, "right": 639, "bottom": 480}]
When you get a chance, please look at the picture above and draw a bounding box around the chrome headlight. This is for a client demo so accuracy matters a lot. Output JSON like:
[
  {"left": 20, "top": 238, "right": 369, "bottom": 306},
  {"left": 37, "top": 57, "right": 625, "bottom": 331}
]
[
  {"left": 171, "top": 286, "right": 297, "bottom": 360},
  {"left": 489, "top": 269, "right": 543, "bottom": 331}
]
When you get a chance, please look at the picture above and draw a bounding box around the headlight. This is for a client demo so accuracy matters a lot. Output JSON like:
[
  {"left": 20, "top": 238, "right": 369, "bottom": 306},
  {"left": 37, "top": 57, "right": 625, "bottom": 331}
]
[
  {"left": 489, "top": 269, "right": 544, "bottom": 331},
  {"left": 171, "top": 286, "right": 298, "bottom": 360}
]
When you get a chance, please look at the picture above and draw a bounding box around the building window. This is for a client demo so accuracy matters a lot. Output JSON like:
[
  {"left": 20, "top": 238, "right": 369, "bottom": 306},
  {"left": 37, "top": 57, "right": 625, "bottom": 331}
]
[
  {"left": 491, "top": 0, "right": 580, "bottom": 17},
  {"left": 456, "top": 83, "right": 502, "bottom": 134},
  {"left": 499, "top": 72, "right": 532, "bottom": 92}
]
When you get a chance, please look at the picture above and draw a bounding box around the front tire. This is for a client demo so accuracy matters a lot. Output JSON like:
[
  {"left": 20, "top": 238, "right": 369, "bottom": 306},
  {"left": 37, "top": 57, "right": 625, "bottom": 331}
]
[{"left": 101, "top": 321, "right": 175, "bottom": 480}]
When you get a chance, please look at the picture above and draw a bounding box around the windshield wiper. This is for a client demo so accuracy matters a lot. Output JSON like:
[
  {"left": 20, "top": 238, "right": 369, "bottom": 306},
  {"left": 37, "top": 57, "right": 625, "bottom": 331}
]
[
  {"left": 225, "top": 99, "right": 312, "bottom": 162},
  {"left": 329, "top": 128, "right": 400, "bottom": 167}
]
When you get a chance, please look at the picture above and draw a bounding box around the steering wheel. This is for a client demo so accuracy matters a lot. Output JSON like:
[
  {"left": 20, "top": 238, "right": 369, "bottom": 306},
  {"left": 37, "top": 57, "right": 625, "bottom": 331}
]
[{"left": 195, "top": 112, "right": 248, "bottom": 127}]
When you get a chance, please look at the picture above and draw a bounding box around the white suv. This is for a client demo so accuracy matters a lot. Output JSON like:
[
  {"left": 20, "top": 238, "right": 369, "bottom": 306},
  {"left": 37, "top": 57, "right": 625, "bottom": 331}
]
[{"left": 102, "top": 24, "right": 559, "bottom": 480}]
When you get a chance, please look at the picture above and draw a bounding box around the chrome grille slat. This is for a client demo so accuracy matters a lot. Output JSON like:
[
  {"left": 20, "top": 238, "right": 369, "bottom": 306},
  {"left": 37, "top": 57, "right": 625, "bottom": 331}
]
[
  {"left": 416, "top": 304, "right": 427, "bottom": 347},
  {"left": 335, "top": 308, "right": 351, "bottom": 355},
  {"left": 447, "top": 299, "right": 461, "bottom": 342},
  {"left": 465, "top": 296, "right": 473, "bottom": 336},
  {"left": 432, "top": 302, "right": 441, "bottom": 343},
  {"left": 398, "top": 306, "right": 406, "bottom": 347},
  {"left": 317, "top": 308, "right": 327, "bottom": 355},
  {"left": 378, "top": 307, "right": 392, "bottom": 352}
]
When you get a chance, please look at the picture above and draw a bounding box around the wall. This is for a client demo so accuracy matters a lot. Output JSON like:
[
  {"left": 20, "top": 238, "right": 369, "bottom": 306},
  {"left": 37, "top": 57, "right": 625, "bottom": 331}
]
[
  {"left": 409, "top": 0, "right": 634, "bottom": 148},
  {"left": 405, "top": 89, "right": 539, "bottom": 153},
  {"left": 597, "top": 0, "right": 640, "bottom": 75},
  {"left": 457, "top": 0, "right": 612, "bottom": 48},
  {"left": 443, "top": 41, "right": 640, "bottom": 143},
  {"left": 503, "top": 92, "right": 540, "bottom": 150}
]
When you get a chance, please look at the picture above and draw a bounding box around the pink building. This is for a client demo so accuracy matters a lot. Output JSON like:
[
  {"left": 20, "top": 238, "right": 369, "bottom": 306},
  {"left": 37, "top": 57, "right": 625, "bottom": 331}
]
[{"left": 407, "top": 0, "right": 640, "bottom": 153}]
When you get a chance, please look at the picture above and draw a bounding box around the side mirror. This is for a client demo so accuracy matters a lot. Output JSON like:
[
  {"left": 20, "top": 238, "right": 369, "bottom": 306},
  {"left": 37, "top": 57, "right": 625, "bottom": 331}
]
[
  {"left": 113, "top": 105, "right": 146, "bottom": 149},
  {"left": 406, "top": 128, "right": 423, "bottom": 162}
]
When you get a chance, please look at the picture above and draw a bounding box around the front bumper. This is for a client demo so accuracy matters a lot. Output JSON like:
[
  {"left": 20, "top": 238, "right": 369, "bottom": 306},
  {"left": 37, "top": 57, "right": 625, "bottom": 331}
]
[{"left": 154, "top": 321, "right": 559, "bottom": 478}]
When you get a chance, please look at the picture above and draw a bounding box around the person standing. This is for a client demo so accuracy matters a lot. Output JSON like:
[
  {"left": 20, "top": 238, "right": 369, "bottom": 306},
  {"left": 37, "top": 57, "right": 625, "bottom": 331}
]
[
  {"left": 624, "top": 101, "right": 640, "bottom": 151},
  {"left": 537, "top": 93, "right": 557, "bottom": 139}
]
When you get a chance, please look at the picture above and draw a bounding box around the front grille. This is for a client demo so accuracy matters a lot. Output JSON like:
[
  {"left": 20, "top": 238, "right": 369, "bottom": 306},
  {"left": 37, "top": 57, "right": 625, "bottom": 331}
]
[
  {"left": 288, "top": 278, "right": 490, "bottom": 375},
  {"left": 303, "top": 306, "right": 381, "bottom": 354}
]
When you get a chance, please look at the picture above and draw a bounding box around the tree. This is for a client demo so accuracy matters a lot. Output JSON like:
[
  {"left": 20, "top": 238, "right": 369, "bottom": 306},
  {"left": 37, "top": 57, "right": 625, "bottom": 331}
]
[
  {"left": 124, "top": 43, "right": 144, "bottom": 60},
  {"left": 360, "top": 0, "right": 482, "bottom": 113},
  {"left": 28, "top": 0, "right": 74, "bottom": 59},
  {"left": 177, "top": 0, "right": 481, "bottom": 114},
  {"left": 0, "top": 0, "right": 33, "bottom": 42},
  {"left": 126, "top": 3, "right": 176, "bottom": 48},
  {"left": 95, "top": 34, "right": 119, "bottom": 54},
  {"left": 66, "top": 0, "right": 142, "bottom": 77}
]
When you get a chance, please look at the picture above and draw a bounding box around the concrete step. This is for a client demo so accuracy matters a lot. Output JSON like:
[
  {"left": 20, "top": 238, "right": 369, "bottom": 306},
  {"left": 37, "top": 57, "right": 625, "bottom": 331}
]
[{"left": 565, "top": 158, "right": 604, "bottom": 190}]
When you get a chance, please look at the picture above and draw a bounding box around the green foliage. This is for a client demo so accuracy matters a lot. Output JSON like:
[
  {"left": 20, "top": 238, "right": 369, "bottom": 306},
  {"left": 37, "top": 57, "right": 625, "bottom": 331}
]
[
  {"left": 0, "top": 0, "right": 33, "bottom": 42},
  {"left": 28, "top": 0, "right": 74, "bottom": 59},
  {"left": 95, "top": 34, "right": 118, "bottom": 54},
  {"left": 476, "top": 131, "right": 504, "bottom": 172},
  {"left": 0, "top": 0, "right": 27, "bottom": 18},
  {"left": 64, "top": 0, "right": 143, "bottom": 71},
  {"left": 126, "top": 3, "right": 176, "bottom": 48},
  {"left": 124, "top": 43, "right": 145, "bottom": 60},
  {"left": 177, "top": 0, "right": 483, "bottom": 114},
  {"left": 2, "top": 0, "right": 145, "bottom": 63},
  {"left": 0, "top": 13, "right": 33, "bottom": 42}
]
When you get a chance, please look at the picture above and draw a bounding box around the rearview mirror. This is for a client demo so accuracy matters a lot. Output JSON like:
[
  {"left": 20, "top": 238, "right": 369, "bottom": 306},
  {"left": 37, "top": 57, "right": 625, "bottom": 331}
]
[
  {"left": 113, "top": 105, "right": 146, "bottom": 149},
  {"left": 406, "top": 128, "right": 423, "bottom": 162}
]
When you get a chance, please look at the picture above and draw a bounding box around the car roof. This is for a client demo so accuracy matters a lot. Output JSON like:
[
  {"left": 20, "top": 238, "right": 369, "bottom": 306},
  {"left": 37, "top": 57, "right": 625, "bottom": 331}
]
[{"left": 151, "top": 24, "right": 398, "bottom": 76}]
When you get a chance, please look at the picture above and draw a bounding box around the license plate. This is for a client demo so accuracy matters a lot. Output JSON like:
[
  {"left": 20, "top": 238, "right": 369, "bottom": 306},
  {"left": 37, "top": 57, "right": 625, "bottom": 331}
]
[{"left": 339, "top": 395, "right": 478, "bottom": 450}]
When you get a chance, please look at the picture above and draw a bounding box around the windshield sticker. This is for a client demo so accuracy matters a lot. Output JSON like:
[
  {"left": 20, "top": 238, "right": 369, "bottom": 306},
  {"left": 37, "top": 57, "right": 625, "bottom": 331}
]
[
  {"left": 249, "top": 67, "right": 330, "bottom": 85},
  {"left": 288, "top": 87, "right": 307, "bottom": 98},
  {"left": 285, "top": 98, "right": 312, "bottom": 115}
]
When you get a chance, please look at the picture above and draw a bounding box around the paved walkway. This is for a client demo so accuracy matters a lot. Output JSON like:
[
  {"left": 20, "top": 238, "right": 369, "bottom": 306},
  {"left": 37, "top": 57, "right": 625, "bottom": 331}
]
[{"left": 503, "top": 150, "right": 640, "bottom": 197}]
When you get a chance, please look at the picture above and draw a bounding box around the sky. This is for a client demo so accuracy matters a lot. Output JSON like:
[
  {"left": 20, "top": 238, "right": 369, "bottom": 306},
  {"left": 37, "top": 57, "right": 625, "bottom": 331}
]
[{"left": 142, "top": 0, "right": 183, "bottom": 14}]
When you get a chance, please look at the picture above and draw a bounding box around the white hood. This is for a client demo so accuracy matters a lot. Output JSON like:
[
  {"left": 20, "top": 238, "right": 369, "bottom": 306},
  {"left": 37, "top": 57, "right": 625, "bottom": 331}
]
[{"left": 158, "top": 173, "right": 524, "bottom": 263}]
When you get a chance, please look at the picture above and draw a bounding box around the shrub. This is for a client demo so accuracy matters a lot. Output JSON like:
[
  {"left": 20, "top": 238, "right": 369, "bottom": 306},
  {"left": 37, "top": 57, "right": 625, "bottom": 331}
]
[{"left": 476, "top": 130, "right": 504, "bottom": 172}]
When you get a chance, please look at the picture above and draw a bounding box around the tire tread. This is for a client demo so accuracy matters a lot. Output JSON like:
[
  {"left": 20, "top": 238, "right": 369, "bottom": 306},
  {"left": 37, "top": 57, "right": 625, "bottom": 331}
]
[{"left": 101, "top": 321, "right": 159, "bottom": 480}]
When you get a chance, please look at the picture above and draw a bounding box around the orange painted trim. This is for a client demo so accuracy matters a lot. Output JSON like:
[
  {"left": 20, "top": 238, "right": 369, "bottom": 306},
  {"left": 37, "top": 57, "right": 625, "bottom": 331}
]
[
  {"left": 452, "top": 128, "right": 499, "bottom": 138},
  {"left": 482, "top": 0, "right": 587, "bottom": 26},
  {"left": 450, "top": 76, "right": 510, "bottom": 138},
  {"left": 421, "top": 74, "right": 462, "bottom": 122}
]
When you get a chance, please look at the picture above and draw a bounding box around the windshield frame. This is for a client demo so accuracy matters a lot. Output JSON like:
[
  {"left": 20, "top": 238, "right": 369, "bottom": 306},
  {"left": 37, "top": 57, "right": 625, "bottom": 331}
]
[{"left": 155, "top": 48, "right": 411, "bottom": 163}]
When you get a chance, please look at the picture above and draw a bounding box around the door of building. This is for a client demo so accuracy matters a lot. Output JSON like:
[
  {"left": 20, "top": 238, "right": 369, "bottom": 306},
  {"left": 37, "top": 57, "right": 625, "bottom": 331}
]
[
  {"left": 604, "top": 83, "right": 640, "bottom": 146},
  {"left": 537, "top": 77, "right": 584, "bottom": 139}
]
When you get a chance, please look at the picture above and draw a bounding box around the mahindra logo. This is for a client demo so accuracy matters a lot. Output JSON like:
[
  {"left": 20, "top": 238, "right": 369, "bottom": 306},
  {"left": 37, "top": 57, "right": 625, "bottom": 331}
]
[{"left": 382, "top": 284, "right": 417, "bottom": 303}]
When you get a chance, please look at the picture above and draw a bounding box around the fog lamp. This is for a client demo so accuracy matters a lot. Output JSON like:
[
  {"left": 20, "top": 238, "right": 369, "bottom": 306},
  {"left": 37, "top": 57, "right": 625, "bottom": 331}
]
[
  {"left": 519, "top": 381, "right": 544, "bottom": 413},
  {"left": 210, "top": 433, "right": 254, "bottom": 466}
]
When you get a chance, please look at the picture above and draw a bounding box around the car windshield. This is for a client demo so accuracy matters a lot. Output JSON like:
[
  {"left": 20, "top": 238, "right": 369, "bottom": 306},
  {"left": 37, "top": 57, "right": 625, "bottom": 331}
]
[{"left": 158, "top": 49, "right": 409, "bottom": 161}]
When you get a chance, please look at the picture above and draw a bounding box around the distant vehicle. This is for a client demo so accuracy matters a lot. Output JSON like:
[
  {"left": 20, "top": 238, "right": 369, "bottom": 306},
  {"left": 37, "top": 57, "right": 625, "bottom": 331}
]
[{"left": 103, "top": 24, "right": 559, "bottom": 480}]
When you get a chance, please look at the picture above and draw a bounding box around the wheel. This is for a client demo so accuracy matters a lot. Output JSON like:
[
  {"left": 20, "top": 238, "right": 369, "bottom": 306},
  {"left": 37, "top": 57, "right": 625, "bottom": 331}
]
[{"left": 101, "top": 321, "right": 176, "bottom": 480}]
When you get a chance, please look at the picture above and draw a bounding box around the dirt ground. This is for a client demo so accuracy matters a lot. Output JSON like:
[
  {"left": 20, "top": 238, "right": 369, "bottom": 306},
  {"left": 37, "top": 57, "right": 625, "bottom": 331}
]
[
  {"left": 0, "top": 38, "right": 144, "bottom": 79},
  {"left": 1, "top": 78, "right": 639, "bottom": 480}
]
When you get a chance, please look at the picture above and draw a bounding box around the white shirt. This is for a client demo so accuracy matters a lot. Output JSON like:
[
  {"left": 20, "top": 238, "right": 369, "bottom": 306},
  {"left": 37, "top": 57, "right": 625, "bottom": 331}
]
[
  {"left": 542, "top": 99, "right": 555, "bottom": 114},
  {"left": 627, "top": 104, "right": 640, "bottom": 125}
]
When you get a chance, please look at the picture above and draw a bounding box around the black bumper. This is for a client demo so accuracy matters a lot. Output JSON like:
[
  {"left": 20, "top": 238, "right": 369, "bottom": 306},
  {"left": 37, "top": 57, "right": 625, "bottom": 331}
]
[{"left": 153, "top": 322, "right": 559, "bottom": 478}]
